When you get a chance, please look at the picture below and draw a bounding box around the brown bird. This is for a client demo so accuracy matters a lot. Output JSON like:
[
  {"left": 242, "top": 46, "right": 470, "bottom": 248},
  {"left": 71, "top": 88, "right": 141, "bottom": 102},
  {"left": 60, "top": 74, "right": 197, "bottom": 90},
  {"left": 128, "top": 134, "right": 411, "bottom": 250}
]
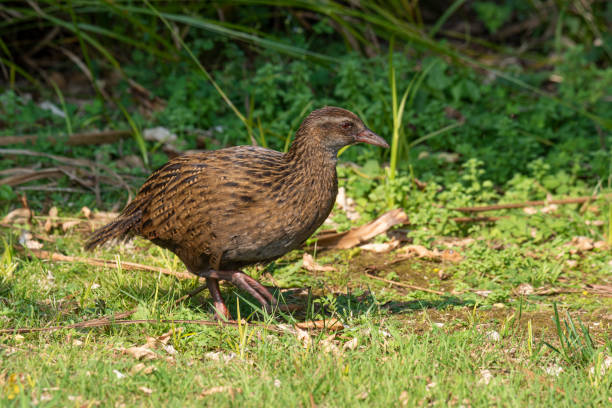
[{"left": 86, "top": 107, "right": 388, "bottom": 319}]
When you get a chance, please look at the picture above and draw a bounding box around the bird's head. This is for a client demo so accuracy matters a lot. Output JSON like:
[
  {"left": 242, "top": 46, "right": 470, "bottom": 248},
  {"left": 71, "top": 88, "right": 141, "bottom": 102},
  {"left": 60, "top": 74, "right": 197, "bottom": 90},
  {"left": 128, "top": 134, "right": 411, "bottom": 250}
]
[{"left": 293, "top": 107, "right": 389, "bottom": 156}]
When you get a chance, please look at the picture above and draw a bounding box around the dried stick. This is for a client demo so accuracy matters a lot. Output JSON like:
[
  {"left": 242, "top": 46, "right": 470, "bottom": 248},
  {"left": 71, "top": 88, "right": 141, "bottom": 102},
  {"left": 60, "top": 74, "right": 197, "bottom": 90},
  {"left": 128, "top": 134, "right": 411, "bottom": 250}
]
[
  {"left": 18, "top": 247, "right": 202, "bottom": 283},
  {"left": 452, "top": 195, "right": 611, "bottom": 213},
  {"left": 0, "top": 130, "right": 132, "bottom": 147},
  {"left": 451, "top": 216, "right": 506, "bottom": 223}
]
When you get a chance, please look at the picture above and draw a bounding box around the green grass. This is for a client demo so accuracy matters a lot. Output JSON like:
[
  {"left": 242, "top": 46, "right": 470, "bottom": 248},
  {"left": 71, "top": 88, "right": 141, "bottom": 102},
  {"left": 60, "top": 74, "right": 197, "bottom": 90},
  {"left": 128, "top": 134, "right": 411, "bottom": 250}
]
[{"left": 1, "top": 190, "right": 610, "bottom": 406}]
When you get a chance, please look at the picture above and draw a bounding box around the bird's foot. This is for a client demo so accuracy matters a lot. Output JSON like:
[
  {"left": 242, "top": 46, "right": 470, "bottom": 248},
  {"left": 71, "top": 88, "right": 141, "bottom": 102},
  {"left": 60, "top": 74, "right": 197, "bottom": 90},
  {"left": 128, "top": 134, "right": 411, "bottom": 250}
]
[
  {"left": 202, "top": 270, "right": 278, "bottom": 315},
  {"left": 206, "top": 277, "right": 232, "bottom": 321}
]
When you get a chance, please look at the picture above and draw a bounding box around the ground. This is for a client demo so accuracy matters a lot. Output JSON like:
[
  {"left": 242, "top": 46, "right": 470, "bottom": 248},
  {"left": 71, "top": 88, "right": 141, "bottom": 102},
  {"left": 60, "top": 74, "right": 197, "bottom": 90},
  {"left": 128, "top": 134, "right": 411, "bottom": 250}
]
[{"left": 0, "top": 209, "right": 610, "bottom": 406}]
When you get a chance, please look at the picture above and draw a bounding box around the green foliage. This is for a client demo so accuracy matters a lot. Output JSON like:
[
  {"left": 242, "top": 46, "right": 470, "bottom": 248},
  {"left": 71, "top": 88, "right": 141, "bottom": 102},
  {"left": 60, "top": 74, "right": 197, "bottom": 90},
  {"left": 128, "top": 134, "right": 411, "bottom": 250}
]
[
  {"left": 544, "top": 303, "right": 598, "bottom": 367},
  {"left": 473, "top": 1, "right": 513, "bottom": 34}
]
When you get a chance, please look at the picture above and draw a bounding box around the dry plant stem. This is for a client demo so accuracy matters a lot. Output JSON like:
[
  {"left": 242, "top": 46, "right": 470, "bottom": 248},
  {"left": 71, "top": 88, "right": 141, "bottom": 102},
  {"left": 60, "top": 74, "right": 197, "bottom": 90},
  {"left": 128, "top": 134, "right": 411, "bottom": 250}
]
[
  {"left": 0, "top": 148, "right": 133, "bottom": 200},
  {"left": 173, "top": 283, "right": 209, "bottom": 305},
  {"left": 0, "top": 309, "right": 136, "bottom": 335},
  {"left": 0, "top": 129, "right": 132, "bottom": 147},
  {"left": 0, "top": 318, "right": 268, "bottom": 335},
  {"left": 17, "top": 247, "right": 200, "bottom": 282},
  {"left": 367, "top": 274, "right": 445, "bottom": 295},
  {"left": 315, "top": 209, "right": 408, "bottom": 249},
  {"left": 451, "top": 216, "right": 505, "bottom": 223},
  {"left": 452, "top": 195, "right": 612, "bottom": 213}
]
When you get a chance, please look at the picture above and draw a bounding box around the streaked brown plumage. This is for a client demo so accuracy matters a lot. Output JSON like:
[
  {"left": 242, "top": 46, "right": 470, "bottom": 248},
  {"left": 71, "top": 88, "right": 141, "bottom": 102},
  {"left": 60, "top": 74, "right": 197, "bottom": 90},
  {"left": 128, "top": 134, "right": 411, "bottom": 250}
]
[{"left": 86, "top": 106, "right": 388, "bottom": 318}]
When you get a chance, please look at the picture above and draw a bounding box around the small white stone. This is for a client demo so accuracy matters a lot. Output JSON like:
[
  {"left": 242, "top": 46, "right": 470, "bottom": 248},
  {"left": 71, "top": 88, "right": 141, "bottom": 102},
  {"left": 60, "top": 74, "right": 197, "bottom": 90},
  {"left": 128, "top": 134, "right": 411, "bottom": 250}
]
[
  {"left": 544, "top": 365, "right": 563, "bottom": 377},
  {"left": 113, "top": 369, "right": 126, "bottom": 379},
  {"left": 589, "top": 355, "right": 612, "bottom": 376},
  {"left": 479, "top": 369, "right": 493, "bottom": 385},
  {"left": 486, "top": 331, "right": 501, "bottom": 342}
]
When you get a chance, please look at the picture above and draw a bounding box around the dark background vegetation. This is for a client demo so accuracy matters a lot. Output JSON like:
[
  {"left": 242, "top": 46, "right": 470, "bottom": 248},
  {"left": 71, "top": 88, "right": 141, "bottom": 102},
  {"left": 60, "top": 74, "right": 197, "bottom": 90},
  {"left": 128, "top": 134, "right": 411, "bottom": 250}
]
[{"left": 1, "top": 1, "right": 610, "bottom": 213}]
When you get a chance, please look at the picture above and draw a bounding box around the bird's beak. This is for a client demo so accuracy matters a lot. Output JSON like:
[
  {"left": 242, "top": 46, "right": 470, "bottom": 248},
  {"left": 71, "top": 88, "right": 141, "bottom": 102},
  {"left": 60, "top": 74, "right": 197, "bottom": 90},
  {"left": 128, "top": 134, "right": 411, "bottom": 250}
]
[{"left": 354, "top": 128, "right": 389, "bottom": 148}]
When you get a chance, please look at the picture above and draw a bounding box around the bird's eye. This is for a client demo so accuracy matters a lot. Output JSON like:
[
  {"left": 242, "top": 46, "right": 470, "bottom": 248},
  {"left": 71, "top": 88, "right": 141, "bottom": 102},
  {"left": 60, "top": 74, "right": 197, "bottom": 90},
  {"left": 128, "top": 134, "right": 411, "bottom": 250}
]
[{"left": 341, "top": 121, "right": 353, "bottom": 130}]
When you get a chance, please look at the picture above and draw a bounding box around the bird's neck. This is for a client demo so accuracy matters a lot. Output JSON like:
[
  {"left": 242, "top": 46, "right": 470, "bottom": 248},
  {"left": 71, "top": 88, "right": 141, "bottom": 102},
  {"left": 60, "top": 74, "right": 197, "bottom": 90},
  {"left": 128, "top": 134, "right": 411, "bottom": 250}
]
[
  {"left": 283, "top": 134, "right": 339, "bottom": 197},
  {"left": 286, "top": 131, "right": 339, "bottom": 168}
]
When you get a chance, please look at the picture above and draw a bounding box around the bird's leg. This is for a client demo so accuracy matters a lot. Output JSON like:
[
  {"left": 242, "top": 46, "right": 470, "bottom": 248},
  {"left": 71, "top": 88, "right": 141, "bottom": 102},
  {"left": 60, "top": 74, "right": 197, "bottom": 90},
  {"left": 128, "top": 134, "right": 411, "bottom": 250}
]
[
  {"left": 235, "top": 272, "right": 278, "bottom": 305},
  {"left": 200, "top": 270, "right": 277, "bottom": 312},
  {"left": 206, "top": 278, "right": 231, "bottom": 320}
]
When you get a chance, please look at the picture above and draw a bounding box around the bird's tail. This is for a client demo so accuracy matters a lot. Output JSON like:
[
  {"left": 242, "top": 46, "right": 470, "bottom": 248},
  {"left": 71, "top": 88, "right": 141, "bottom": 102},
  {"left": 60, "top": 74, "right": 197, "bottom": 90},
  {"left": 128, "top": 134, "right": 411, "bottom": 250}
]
[{"left": 85, "top": 209, "right": 141, "bottom": 250}]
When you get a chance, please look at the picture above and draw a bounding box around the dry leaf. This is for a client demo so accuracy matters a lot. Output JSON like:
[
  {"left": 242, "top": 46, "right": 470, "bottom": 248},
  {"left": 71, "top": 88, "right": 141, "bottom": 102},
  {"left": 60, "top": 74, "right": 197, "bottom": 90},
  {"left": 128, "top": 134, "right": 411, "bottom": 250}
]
[
  {"left": 564, "top": 236, "right": 599, "bottom": 254},
  {"left": 44, "top": 206, "right": 58, "bottom": 232},
  {"left": 343, "top": 337, "right": 358, "bottom": 351},
  {"left": 436, "top": 152, "right": 460, "bottom": 163},
  {"left": 123, "top": 346, "right": 156, "bottom": 360},
  {"left": 156, "top": 328, "right": 179, "bottom": 345},
  {"left": 433, "top": 237, "right": 475, "bottom": 248},
  {"left": 143, "top": 127, "right": 177, "bottom": 144},
  {"left": 204, "top": 351, "right": 236, "bottom": 363},
  {"left": 315, "top": 209, "right": 408, "bottom": 249},
  {"left": 398, "top": 245, "right": 463, "bottom": 263},
  {"left": 199, "top": 386, "right": 242, "bottom": 398},
  {"left": 62, "top": 220, "right": 81, "bottom": 231},
  {"left": 295, "top": 318, "right": 344, "bottom": 331},
  {"left": 320, "top": 334, "right": 341, "bottom": 356},
  {"left": 474, "top": 290, "right": 492, "bottom": 297},
  {"left": 523, "top": 207, "right": 538, "bottom": 215},
  {"left": 359, "top": 239, "right": 400, "bottom": 253},
  {"left": 515, "top": 283, "right": 534, "bottom": 296},
  {"left": 540, "top": 204, "right": 558, "bottom": 214},
  {"left": 439, "top": 249, "right": 463, "bottom": 262},
  {"left": 585, "top": 284, "right": 612, "bottom": 297},
  {"left": 400, "top": 244, "right": 431, "bottom": 258},
  {"left": 130, "top": 363, "right": 156, "bottom": 375},
  {"left": 19, "top": 231, "right": 43, "bottom": 249},
  {"left": 138, "top": 386, "right": 153, "bottom": 395},
  {"left": 593, "top": 241, "right": 609, "bottom": 250},
  {"left": 302, "top": 253, "right": 336, "bottom": 272},
  {"left": 479, "top": 369, "right": 493, "bottom": 385},
  {"left": 2, "top": 208, "right": 31, "bottom": 224},
  {"left": 295, "top": 327, "right": 312, "bottom": 349},
  {"left": 399, "top": 390, "right": 410, "bottom": 406},
  {"left": 120, "top": 328, "right": 181, "bottom": 361},
  {"left": 82, "top": 206, "right": 92, "bottom": 219}
]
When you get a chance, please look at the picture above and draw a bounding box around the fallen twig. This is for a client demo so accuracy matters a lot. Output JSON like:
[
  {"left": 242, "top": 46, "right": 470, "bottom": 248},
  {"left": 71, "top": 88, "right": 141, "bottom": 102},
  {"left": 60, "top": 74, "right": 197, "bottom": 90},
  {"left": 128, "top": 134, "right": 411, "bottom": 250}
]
[
  {"left": 0, "top": 310, "right": 136, "bottom": 334},
  {"left": 452, "top": 195, "right": 611, "bottom": 213},
  {"left": 0, "top": 317, "right": 246, "bottom": 335},
  {"left": 314, "top": 209, "right": 408, "bottom": 249},
  {"left": 17, "top": 247, "right": 201, "bottom": 282},
  {"left": 451, "top": 216, "right": 506, "bottom": 223},
  {"left": 0, "top": 129, "right": 132, "bottom": 147},
  {"left": 366, "top": 274, "right": 445, "bottom": 295}
]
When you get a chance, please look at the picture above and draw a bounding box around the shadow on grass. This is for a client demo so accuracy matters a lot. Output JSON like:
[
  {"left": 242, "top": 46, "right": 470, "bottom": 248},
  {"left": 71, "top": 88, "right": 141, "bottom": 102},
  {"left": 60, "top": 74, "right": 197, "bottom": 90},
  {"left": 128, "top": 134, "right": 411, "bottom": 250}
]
[{"left": 199, "top": 286, "right": 476, "bottom": 323}]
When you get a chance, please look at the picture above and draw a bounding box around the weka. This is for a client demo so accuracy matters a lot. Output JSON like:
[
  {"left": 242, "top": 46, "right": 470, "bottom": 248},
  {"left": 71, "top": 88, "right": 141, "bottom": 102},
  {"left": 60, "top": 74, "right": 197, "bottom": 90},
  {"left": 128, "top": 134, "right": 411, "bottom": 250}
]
[{"left": 86, "top": 106, "right": 388, "bottom": 319}]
